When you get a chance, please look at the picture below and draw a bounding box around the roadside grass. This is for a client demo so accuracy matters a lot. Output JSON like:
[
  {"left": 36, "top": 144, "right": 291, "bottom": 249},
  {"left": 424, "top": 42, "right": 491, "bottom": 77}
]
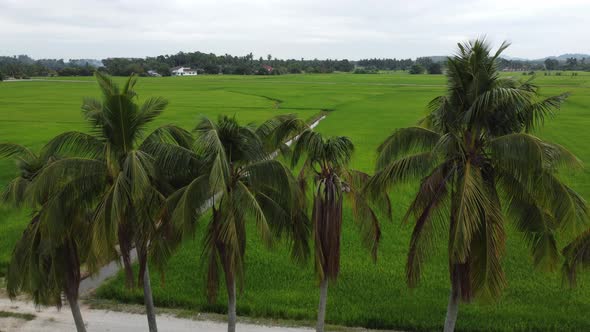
[
  {"left": 0, "top": 310, "right": 35, "bottom": 321},
  {"left": 2, "top": 72, "right": 590, "bottom": 330}
]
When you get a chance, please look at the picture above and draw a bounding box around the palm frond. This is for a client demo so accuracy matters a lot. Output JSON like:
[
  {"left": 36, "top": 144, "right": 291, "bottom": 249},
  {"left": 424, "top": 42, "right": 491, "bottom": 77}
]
[
  {"left": 0, "top": 143, "right": 36, "bottom": 161},
  {"left": 134, "top": 97, "right": 169, "bottom": 135},
  {"left": 1, "top": 177, "right": 29, "bottom": 206},
  {"left": 450, "top": 163, "right": 498, "bottom": 263},
  {"left": 256, "top": 114, "right": 307, "bottom": 152},
  {"left": 488, "top": 133, "right": 547, "bottom": 179},
  {"left": 122, "top": 74, "right": 138, "bottom": 97},
  {"left": 202, "top": 212, "right": 222, "bottom": 303},
  {"left": 234, "top": 181, "right": 272, "bottom": 246},
  {"left": 142, "top": 125, "right": 193, "bottom": 148},
  {"left": 122, "top": 150, "right": 156, "bottom": 202},
  {"left": 94, "top": 71, "right": 118, "bottom": 97},
  {"left": 563, "top": 229, "right": 590, "bottom": 287},
  {"left": 405, "top": 163, "right": 453, "bottom": 287},
  {"left": 41, "top": 131, "right": 104, "bottom": 160},
  {"left": 367, "top": 152, "right": 438, "bottom": 197},
  {"left": 520, "top": 93, "right": 569, "bottom": 132},
  {"left": 169, "top": 175, "right": 211, "bottom": 240},
  {"left": 26, "top": 157, "right": 106, "bottom": 206},
  {"left": 141, "top": 141, "right": 203, "bottom": 184},
  {"left": 346, "top": 171, "right": 383, "bottom": 261},
  {"left": 497, "top": 169, "right": 560, "bottom": 271},
  {"left": 468, "top": 179, "right": 506, "bottom": 301},
  {"left": 376, "top": 127, "right": 441, "bottom": 170},
  {"left": 539, "top": 172, "right": 588, "bottom": 235}
]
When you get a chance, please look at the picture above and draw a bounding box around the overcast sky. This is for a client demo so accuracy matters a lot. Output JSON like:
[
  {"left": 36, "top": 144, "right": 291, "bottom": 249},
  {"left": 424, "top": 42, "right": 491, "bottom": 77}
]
[{"left": 1, "top": 0, "right": 589, "bottom": 60}]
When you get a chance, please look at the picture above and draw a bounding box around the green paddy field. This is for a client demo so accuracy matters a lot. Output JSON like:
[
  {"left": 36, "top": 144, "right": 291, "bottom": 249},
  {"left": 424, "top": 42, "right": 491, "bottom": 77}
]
[{"left": 1, "top": 72, "right": 590, "bottom": 331}]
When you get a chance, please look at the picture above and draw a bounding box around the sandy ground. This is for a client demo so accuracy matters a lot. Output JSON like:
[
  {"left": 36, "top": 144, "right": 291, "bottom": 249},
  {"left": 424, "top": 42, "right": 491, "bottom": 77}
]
[{"left": 0, "top": 298, "right": 314, "bottom": 332}]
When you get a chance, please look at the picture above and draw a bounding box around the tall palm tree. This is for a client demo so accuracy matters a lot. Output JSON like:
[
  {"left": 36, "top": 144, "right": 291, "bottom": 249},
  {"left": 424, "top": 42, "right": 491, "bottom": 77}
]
[
  {"left": 167, "top": 114, "right": 309, "bottom": 332},
  {"left": 290, "top": 131, "right": 390, "bottom": 332},
  {"left": 1, "top": 142, "right": 94, "bottom": 332},
  {"left": 28, "top": 72, "right": 195, "bottom": 332},
  {"left": 368, "top": 39, "right": 587, "bottom": 332}
]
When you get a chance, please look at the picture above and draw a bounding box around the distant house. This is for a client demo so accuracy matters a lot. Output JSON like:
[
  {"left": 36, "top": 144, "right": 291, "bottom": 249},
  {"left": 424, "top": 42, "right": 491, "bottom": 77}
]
[
  {"left": 262, "top": 65, "right": 273, "bottom": 73},
  {"left": 171, "top": 66, "right": 198, "bottom": 76},
  {"left": 147, "top": 70, "right": 161, "bottom": 77}
]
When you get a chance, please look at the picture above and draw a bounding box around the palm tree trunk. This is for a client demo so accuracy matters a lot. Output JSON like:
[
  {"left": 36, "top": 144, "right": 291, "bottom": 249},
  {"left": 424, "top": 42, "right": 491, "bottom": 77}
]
[
  {"left": 218, "top": 237, "right": 237, "bottom": 332},
  {"left": 142, "top": 263, "right": 158, "bottom": 332},
  {"left": 66, "top": 291, "right": 87, "bottom": 332},
  {"left": 122, "top": 250, "right": 135, "bottom": 288},
  {"left": 316, "top": 278, "right": 329, "bottom": 332},
  {"left": 444, "top": 276, "right": 460, "bottom": 332},
  {"left": 118, "top": 223, "right": 135, "bottom": 288},
  {"left": 226, "top": 276, "right": 237, "bottom": 332}
]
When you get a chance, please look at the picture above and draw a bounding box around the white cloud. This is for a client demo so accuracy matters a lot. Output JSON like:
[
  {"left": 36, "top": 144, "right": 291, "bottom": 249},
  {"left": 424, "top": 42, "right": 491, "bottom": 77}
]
[{"left": 0, "top": 0, "right": 588, "bottom": 59}]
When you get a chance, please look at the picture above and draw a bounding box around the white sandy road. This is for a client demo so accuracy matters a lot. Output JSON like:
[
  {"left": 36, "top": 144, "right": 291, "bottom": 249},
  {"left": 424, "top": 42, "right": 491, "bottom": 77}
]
[{"left": 0, "top": 298, "right": 314, "bottom": 332}]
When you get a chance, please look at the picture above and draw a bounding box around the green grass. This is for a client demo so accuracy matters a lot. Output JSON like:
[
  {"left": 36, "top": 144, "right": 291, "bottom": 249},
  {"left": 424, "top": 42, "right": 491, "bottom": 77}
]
[
  {"left": 0, "top": 310, "right": 35, "bottom": 321},
  {"left": 2, "top": 72, "right": 590, "bottom": 331}
]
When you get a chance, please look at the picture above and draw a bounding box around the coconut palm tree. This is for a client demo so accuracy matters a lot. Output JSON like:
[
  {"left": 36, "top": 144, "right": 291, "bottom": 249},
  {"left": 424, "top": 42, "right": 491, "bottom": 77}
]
[
  {"left": 368, "top": 39, "right": 586, "bottom": 332},
  {"left": 7, "top": 208, "right": 92, "bottom": 332},
  {"left": 167, "top": 114, "right": 309, "bottom": 332},
  {"left": 290, "top": 131, "right": 391, "bottom": 332},
  {"left": 28, "top": 72, "right": 196, "bottom": 332},
  {"left": 1, "top": 142, "right": 94, "bottom": 332}
]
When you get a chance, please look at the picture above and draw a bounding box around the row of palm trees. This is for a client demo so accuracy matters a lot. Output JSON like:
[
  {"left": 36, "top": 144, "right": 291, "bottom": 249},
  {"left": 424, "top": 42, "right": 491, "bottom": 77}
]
[{"left": 2, "top": 39, "right": 590, "bottom": 332}]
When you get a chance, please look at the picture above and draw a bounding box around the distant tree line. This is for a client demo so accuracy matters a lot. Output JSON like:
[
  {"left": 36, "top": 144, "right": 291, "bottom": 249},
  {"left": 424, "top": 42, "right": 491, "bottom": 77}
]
[
  {"left": 2, "top": 51, "right": 588, "bottom": 80},
  {"left": 356, "top": 56, "right": 442, "bottom": 75},
  {"left": 356, "top": 57, "right": 415, "bottom": 70},
  {"left": 498, "top": 57, "right": 590, "bottom": 71},
  {"left": 0, "top": 52, "right": 356, "bottom": 78},
  {"left": 0, "top": 55, "right": 100, "bottom": 78},
  {"left": 101, "top": 52, "right": 355, "bottom": 76}
]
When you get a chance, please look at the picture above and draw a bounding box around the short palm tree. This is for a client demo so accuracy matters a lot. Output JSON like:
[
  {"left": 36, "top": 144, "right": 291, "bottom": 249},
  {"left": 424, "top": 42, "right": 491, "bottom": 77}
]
[
  {"left": 368, "top": 39, "right": 586, "bottom": 332},
  {"left": 1, "top": 142, "right": 93, "bottom": 332},
  {"left": 291, "top": 131, "right": 390, "bottom": 332},
  {"left": 7, "top": 207, "right": 92, "bottom": 332},
  {"left": 167, "top": 115, "right": 309, "bottom": 332},
  {"left": 29, "top": 72, "right": 195, "bottom": 332}
]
